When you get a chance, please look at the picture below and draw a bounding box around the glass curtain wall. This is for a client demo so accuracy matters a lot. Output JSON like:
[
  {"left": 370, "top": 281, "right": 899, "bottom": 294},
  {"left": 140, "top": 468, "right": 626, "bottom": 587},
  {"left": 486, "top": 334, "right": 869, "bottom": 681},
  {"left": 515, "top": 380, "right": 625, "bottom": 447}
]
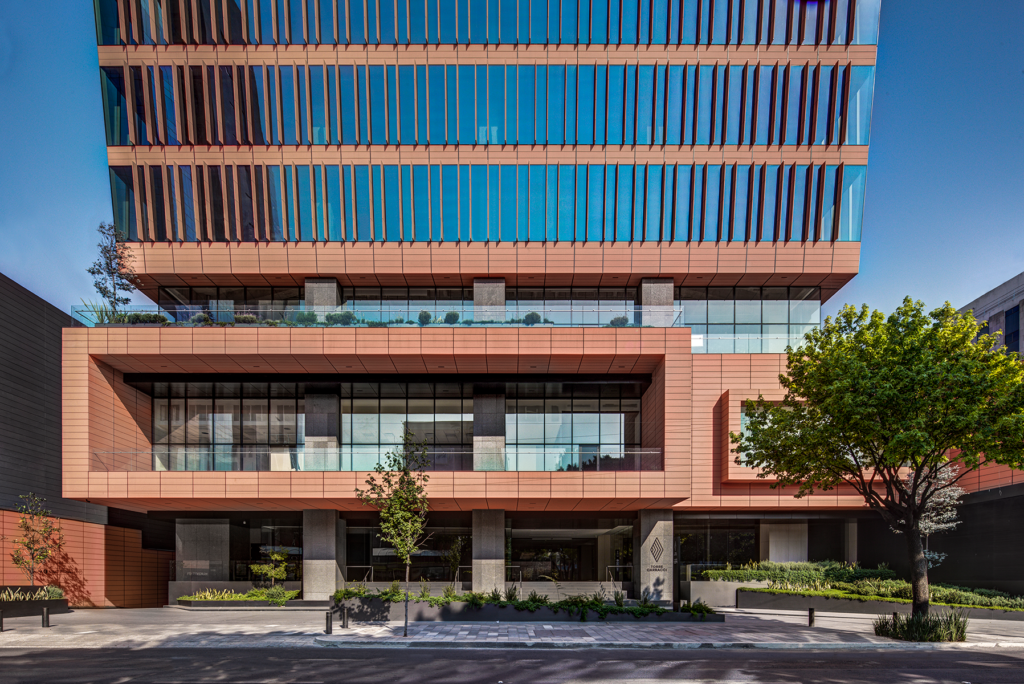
[
  {"left": 505, "top": 383, "right": 643, "bottom": 472},
  {"left": 101, "top": 63, "right": 874, "bottom": 149},
  {"left": 152, "top": 382, "right": 305, "bottom": 471},
  {"left": 678, "top": 286, "right": 821, "bottom": 353},
  {"left": 119, "top": 162, "right": 867, "bottom": 244},
  {"left": 96, "top": 0, "right": 881, "bottom": 46}
]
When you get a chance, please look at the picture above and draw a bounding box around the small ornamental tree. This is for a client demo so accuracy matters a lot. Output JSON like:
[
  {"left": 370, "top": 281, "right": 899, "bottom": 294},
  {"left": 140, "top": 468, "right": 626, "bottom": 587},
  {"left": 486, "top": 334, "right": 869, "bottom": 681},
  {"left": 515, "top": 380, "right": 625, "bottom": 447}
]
[
  {"left": 732, "top": 299, "right": 1024, "bottom": 616},
  {"left": 356, "top": 430, "right": 432, "bottom": 637},
  {"left": 250, "top": 548, "right": 289, "bottom": 586},
  {"left": 87, "top": 221, "right": 141, "bottom": 317},
  {"left": 5, "top": 494, "right": 65, "bottom": 587}
]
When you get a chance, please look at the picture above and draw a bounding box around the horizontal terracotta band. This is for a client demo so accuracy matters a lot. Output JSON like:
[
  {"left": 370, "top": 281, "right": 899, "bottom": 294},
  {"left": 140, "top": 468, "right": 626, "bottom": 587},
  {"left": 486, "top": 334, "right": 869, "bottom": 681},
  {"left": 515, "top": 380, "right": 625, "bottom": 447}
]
[{"left": 101, "top": 43, "right": 878, "bottom": 67}]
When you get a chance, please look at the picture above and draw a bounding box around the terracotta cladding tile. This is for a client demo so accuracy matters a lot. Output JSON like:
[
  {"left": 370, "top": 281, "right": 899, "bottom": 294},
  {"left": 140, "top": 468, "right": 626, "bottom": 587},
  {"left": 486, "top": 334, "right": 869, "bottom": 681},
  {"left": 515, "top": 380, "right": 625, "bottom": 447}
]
[
  {"left": 160, "top": 472, "right": 194, "bottom": 497},
  {"left": 716, "top": 244, "right": 748, "bottom": 272},
  {"left": 258, "top": 244, "right": 290, "bottom": 273},
  {"left": 290, "top": 329, "right": 325, "bottom": 354},
  {"left": 548, "top": 356, "right": 583, "bottom": 373},
  {"left": 374, "top": 246, "right": 405, "bottom": 274},
  {"left": 572, "top": 244, "right": 604, "bottom": 274},
  {"left": 202, "top": 243, "right": 235, "bottom": 275},
  {"left": 225, "top": 472, "right": 261, "bottom": 497},
  {"left": 486, "top": 329, "right": 520, "bottom": 354},
  {"left": 290, "top": 472, "right": 325, "bottom": 497},
  {"left": 486, "top": 473, "right": 519, "bottom": 498},
  {"left": 316, "top": 243, "right": 347, "bottom": 274},
  {"left": 128, "top": 472, "right": 162, "bottom": 497},
  {"left": 288, "top": 243, "right": 320, "bottom": 275},
  {"left": 229, "top": 243, "right": 261, "bottom": 275},
  {"left": 426, "top": 472, "right": 455, "bottom": 498},
  {"left": 577, "top": 357, "right": 613, "bottom": 374},
  {"left": 192, "top": 472, "right": 227, "bottom": 497},
  {"left": 356, "top": 329, "right": 390, "bottom": 355},
  {"left": 255, "top": 328, "right": 292, "bottom": 354},
  {"left": 324, "top": 328, "right": 357, "bottom": 354},
  {"left": 459, "top": 244, "right": 489, "bottom": 274},
  {"left": 323, "top": 471, "right": 359, "bottom": 497},
  {"left": 600, "top": 244, "right": 631, "bottom": 274},
  {"left": 125, "top": 328, "right": 162, "bottom": 355},
  {"left": 774, "top": 244, "right": 805, "bottom": 271},
  {"left": 614, "top": 329, "right": 643, "bottom": 355},
  {"left": 191, "top": 327, "right": 226, "bottom": 354},
  {"left": 583, "top": 329, "right": 617, "bottom": 355},
  {"left": 418, "top": 328, "right": 454, "bottom": 354},
  {"left": 172, "top": 243, "right": 205, "bottom": 274}
]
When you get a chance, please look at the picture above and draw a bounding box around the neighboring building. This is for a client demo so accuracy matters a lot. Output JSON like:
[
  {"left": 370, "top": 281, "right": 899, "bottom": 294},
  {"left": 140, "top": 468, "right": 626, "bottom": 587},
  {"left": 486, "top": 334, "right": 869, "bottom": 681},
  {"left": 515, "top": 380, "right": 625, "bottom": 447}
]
[
  {"left": 74, "top": 0, "right": 880, "bottom": 605},
  {"left": 959, "top": 271, "right": 1024, "bottom": 354},
  {"left": 0, "top": 272, "right": 172, "bottom": 606}
]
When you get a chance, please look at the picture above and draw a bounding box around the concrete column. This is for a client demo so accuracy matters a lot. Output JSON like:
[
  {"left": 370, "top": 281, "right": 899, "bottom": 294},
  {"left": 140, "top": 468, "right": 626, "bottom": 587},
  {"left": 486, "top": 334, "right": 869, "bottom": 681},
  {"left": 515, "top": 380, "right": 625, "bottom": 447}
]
[
  {"left": 597, "top": 533, "right": 613, "bottom": 583},
  {"left": 305, "top": 277, "right": 340, "bottom": 322},
  {"left": 472, "top": 509, "right": 505, "bottom": 593},
  {"left": 175, "top": 519, "right": 230, "bottom": 581},
  {"left": 759, "top": 522, "right": 771, "bottom": 561},
  {"left": 637, "top": 510, "right": 673, "bottom": 606},
  {"left": 473, "top": 384, "right": 506, "bottom": 471},
  {"left": 304, "top": 391, "right": 339, "bottom": 471},
  {"left": 303, "top": 510, "right": 344, "bottom": 600},
  {"left": 640, "top": 278, "right": 675, "bottom": 328},
  {"left": 845, "top": 520, "right": 858, "bottom": 564},
  {"left": 473, "top": 278, "right": 505, "bottom": 323}
]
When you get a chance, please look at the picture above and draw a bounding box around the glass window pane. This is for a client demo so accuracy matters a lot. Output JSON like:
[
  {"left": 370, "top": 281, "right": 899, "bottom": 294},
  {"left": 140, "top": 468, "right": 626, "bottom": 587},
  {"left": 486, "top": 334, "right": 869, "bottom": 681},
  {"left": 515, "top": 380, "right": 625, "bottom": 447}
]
[{"left": 847, "top": 66, "right": 875, "bottom": 145}]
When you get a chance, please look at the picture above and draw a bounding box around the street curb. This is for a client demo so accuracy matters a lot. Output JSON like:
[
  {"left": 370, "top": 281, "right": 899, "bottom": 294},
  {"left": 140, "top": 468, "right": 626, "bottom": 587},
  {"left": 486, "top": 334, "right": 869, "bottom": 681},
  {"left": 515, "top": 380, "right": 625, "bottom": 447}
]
[{"left": 313, "top": 637, "right": 1024, "bottom": 650}]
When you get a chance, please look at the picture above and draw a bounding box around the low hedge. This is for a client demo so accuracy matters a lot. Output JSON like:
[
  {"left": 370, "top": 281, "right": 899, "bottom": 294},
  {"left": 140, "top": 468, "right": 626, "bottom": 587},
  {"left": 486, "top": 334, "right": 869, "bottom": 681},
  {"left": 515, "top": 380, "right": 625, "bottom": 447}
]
[
  {"left": 739, "top": 586, "right": 1024, "bottom": 613},
  {"left": 178, "top": 587, "right": 301, "bottom": 606},
  {"left": 333, "top": 584, "right": 714, "bottom": 620},
  {"left": 700, "top": 561, "right": 896, "bottom": 584}
]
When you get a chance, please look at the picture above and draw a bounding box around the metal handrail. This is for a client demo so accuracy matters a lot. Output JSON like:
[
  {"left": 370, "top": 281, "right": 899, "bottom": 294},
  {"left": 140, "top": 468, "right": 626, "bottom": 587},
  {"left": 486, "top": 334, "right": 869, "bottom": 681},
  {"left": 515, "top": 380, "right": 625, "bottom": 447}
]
[
  {"left": 606, "top": 565, "right": 633, "bottom": 582},
  {"left": 347, "top": 565, "right": 374, "bottom": 582}
]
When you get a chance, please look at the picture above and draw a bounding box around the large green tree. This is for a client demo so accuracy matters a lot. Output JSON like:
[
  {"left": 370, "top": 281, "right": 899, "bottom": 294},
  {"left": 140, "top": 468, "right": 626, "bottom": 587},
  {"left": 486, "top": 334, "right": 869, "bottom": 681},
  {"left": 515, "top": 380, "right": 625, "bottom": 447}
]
[
  {"left": 732, "top": 299, "right": 1024, "bottom": 616},
  {"left": 356, "top": 430, "right": 432, "bottom": 636}
]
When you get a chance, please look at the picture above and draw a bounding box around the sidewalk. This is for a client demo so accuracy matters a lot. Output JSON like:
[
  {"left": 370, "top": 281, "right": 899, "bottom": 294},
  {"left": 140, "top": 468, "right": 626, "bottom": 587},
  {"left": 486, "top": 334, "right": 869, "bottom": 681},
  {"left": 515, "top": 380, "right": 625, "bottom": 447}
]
[{"left": 1, "top": 607, "right": 1023, "bottom": 650}]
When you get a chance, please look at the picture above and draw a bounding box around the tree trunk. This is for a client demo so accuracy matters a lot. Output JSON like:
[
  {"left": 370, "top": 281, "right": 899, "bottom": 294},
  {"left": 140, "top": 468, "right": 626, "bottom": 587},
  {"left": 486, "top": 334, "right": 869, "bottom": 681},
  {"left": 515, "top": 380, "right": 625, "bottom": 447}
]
[
  {"left": 404, "top": 562, "right": 410, "bottom": 637},
  {"left": 907, "top": 527, "right": 930, "bottom": 616}
]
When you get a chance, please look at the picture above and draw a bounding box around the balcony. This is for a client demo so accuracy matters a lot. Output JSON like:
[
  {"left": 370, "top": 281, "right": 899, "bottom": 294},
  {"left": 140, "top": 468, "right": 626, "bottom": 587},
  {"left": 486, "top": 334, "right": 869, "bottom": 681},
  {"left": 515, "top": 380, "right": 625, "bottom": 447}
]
[
  {"left": 70, "top": 305, "right": 814, "bottom": 352},
  {"left": 89, "top": 446, "right": 664, "bottom": 473}
]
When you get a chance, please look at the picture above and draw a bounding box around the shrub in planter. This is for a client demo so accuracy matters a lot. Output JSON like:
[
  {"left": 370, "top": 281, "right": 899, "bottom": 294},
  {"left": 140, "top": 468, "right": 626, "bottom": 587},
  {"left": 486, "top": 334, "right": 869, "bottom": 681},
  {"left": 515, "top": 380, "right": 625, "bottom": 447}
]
[
  {"left": 189, "top": 313, "right": 213, "bottom": 326},
  {"left": 125, "top": 312, "right": 169, "bottom": 325},
  {"left": 234, "top": 314, "right": 259, "bottom": 324},
  {"left": 873, "top": 609, "right": 968, "bottom": 642},
  {"left": 0, "top": 586, "right": 64, "bottom": 601},
  {"left": 418, "top": 310, "right": 432, "bottom": 326},
  {"left": 326, "top": 311, "right": 357, "bottom": 326},
  {"left": 523, "top": 311, "right": 542, "bottom": 326},
  {"left": 444, "top": 311, "right": 460, "bottom": 325},
  {"left": 294, "top": 311, "right": 318, "bottom": 326},
  {"left": 608, "top": 316, "right": 629, "bottom": 328},
  {"left": 366, "top": 320, "right": 389, "bottom": 328}
]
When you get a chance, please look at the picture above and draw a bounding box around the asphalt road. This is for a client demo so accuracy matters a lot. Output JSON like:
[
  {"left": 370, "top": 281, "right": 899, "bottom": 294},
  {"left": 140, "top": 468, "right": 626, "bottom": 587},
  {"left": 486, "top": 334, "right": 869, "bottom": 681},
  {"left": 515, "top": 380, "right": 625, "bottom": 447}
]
[{"left": 1, "top": 647, "right": 1021, "bottom": 684}]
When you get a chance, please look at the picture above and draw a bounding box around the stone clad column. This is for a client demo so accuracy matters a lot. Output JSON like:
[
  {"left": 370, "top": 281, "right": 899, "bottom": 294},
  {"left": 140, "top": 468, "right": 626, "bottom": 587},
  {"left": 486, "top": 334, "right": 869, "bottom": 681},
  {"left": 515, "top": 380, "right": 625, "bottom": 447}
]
[
  {"left": 305, "top": 277, "right": 340, "bottom": 320},
  {"left": 472, "top": 510, "right": 505, "bottom": 593},
  {"left": 640, "top": 278, "right": 675, "bottom": 328},
  {"left": 303, "top": 510, "right": 345, "bottom": 601},
  {"left": 473, "top": 278, "right": 505, "bottom": 323},
  {"left": 637, "top": 510, "right": 674, "bottom": 606},
  {"left": 473, "top": 383, "right": 506, "bottom": 471}
]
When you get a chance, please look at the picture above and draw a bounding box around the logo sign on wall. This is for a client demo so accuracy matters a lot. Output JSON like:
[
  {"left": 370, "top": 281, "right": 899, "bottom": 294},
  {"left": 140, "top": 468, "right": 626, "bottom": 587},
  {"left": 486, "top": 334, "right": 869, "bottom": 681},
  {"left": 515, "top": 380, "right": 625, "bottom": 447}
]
[{"left": 651, "top": 537, "right": 664, "bottom": 563}]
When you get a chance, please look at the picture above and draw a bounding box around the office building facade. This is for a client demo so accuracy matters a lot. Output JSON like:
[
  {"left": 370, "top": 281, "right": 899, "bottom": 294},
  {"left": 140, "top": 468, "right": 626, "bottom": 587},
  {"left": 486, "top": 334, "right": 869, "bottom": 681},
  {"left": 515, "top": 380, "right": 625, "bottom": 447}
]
[{"left": 71, "top": 0, "right": 880, "bottom": 604}]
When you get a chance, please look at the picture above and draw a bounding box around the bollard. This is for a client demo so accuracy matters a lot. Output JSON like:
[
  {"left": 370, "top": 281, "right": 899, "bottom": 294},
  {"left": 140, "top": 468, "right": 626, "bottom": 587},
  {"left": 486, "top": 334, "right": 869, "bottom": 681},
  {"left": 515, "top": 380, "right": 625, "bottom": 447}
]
[
  {"left": 42, "top": 607, "right": 50, "bottom": 628},
  {"left": 342, "top": 605, "right": 349, "bottom": 629},
  {"left": 1, "top": 608, "right": 4, "bottom": 633},
  {"left": 808, "top": 607, "right": 815, "bottom": 627},
  {"left": 325, "top": 610, "right": 333, "bottom": 635}
]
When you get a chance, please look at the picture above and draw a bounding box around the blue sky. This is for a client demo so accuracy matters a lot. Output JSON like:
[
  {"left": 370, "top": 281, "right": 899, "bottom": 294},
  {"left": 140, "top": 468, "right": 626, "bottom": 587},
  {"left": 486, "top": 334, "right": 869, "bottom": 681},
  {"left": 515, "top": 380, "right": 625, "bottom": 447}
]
[{"left": 0, "top": 0, "right": 1021, "bottom": 318}]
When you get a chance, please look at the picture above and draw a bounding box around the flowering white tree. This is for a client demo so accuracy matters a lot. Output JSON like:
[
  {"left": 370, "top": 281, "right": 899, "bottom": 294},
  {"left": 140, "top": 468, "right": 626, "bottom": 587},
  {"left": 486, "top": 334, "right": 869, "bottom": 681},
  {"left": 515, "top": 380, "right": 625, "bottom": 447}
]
[{"left": 892, "top": 466, "right": 966, "bottom": 568}]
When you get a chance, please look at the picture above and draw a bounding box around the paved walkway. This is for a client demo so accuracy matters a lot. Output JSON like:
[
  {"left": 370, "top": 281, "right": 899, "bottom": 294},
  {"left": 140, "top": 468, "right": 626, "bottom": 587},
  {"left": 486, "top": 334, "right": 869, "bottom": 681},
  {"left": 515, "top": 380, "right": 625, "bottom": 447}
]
[{"left": 1, "top": 607, "right": 1023, "bottom": 650}]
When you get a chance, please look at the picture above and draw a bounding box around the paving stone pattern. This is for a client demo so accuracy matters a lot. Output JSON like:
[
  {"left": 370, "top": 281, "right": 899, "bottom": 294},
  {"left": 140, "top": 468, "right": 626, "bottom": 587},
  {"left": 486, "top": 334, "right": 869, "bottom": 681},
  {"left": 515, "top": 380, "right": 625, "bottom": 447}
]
[{"left": 1, "top": 608, "right": 1023, "bottom": 649}]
